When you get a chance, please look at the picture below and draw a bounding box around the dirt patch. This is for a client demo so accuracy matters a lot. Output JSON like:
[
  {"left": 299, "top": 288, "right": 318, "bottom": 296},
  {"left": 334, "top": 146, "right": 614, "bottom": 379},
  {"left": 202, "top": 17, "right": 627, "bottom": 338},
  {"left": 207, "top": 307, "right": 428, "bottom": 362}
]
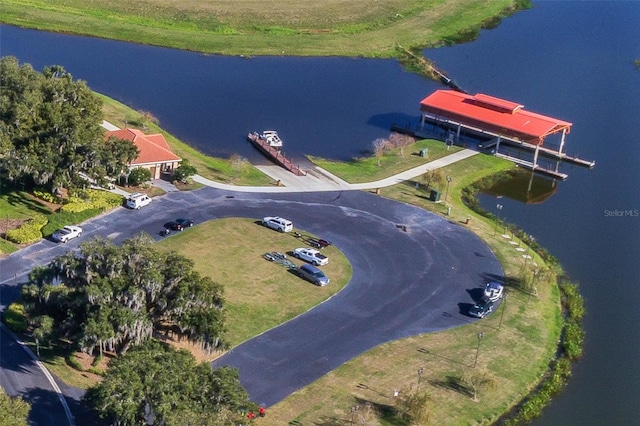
[
  {"left": 72, "top": 351, "right": 112, "bottom": 379},
  {"left": 0, "top": 218, "right": 28, "bottom": 236},
  {"left": 157, "top": 333, "right": 225, "bottom": 364}
]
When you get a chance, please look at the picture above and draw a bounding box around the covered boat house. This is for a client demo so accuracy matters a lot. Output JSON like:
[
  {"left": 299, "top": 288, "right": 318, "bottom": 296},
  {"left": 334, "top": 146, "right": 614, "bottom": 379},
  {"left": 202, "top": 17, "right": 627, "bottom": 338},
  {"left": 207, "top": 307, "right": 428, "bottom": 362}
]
[{"left": 418, "top": 90, "right": 593, "bottom": 179}]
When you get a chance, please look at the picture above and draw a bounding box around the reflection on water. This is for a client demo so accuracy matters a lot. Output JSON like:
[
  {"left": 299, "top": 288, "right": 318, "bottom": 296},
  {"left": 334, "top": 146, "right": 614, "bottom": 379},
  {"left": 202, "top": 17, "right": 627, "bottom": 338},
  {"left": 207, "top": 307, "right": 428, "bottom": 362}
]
[{"left": 481, "top": 169, "right": 558, "bottom": 204}]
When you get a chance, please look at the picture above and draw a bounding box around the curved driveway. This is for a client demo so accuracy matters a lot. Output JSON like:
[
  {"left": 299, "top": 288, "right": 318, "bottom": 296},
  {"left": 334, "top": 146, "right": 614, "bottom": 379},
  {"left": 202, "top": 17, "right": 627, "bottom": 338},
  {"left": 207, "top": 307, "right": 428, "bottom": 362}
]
[{"left": 0, "top": 185, "right": 502, "bottom": 422}]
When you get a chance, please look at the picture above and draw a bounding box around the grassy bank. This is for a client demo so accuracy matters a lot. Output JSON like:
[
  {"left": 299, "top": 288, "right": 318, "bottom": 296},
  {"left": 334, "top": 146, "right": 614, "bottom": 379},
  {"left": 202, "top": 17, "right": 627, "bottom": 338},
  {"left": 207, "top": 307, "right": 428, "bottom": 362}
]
[{"left": 2, "top": 0, "right": 528, "bottom": 57}]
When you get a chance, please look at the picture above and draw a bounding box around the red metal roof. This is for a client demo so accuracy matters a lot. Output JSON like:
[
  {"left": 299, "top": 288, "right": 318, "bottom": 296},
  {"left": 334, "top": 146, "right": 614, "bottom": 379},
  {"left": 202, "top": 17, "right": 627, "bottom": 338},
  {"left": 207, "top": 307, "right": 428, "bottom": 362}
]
[
  {"left": 420, "top": 90, "right": 571, "bottom": 143},
  {"left": 106, "top": 129, "right": 181, "bottom": 165}
]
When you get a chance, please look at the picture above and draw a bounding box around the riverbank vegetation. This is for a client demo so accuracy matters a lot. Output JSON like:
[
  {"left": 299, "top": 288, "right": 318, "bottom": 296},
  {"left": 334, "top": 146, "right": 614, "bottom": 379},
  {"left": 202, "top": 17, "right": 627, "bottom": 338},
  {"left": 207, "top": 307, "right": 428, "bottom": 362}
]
[{"left": 2, "top": 0, "right": 530, "bottom": 58}]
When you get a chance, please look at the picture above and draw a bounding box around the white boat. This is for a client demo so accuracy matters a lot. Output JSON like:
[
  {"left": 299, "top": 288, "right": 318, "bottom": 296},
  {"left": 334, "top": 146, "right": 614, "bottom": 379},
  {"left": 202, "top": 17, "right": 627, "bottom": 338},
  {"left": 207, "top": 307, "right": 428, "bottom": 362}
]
[{"left": 259, "top": 130, "right": 283, "bottom": 149}]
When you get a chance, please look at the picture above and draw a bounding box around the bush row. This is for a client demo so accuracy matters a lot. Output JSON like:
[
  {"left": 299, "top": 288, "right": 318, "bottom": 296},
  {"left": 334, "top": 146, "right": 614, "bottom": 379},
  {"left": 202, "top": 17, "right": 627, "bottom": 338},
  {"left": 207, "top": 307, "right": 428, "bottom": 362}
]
[
  {"left": 6, "top": 214, "right": 48, "bottom": 244},
  {"left": 61, "top": 189, "right": 123, "bottom": 213}
]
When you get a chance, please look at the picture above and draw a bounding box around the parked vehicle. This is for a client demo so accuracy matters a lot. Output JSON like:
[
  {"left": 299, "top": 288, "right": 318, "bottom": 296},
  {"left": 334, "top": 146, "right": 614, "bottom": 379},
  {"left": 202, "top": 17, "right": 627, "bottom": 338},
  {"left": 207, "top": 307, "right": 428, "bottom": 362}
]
[
  {"left": 165, "top": 218, "right": 194, "bottom": 232},
  {"left": 261, "top": 216, "right": 293, "bottom": 232},
  {"left": 125, "top": 192, "right": 152, "bottom": 209},
  {"left": 297, "top": 263, "right": 330, "bottom": 286},
  {"left": 52, "top": 225, "right": 83, "bottom": 243},
  {"left": 293, "top": 247, "right": 329, "bottom": 266},
  {"left": 175, "top": 218, "right": 194, "bottom": 228},
  {"left": 469, "top": 299, "right": 495, "bottom": 318},
  {"left": 483, "top": 281, "right": 504, "bottom": 302}
]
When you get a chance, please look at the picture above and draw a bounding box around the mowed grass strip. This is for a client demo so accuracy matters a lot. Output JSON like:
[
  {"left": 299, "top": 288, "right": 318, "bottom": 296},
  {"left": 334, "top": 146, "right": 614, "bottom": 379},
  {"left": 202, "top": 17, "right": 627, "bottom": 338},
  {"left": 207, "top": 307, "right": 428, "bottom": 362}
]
[
  {"left": 309, "top": 139, "right": 462, "bottom": 184},
  {"left": 2, "top": 0, "right": 522, "bottom": 56},
  {"left": 156, "top": 218, "right": 351, "bottom": 348}
]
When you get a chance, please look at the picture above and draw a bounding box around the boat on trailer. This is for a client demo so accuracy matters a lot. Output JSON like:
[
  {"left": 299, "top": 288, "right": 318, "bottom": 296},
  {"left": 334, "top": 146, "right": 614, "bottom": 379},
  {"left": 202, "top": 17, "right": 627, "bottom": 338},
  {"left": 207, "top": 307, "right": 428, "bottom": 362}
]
[{"left": 248, "top": 130, "right": 283, "bottom": 149}]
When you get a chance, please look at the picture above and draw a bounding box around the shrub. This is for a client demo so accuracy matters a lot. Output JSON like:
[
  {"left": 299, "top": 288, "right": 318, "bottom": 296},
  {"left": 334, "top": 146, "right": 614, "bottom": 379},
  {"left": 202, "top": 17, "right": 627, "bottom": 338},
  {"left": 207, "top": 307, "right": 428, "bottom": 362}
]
[
  {"left": 67, "top": 353, "right": 84, "bottom": 371},
  {"left": 6, "top": 214, "right": 48, "bottom": 244},
  {"left": 562, "top": 320, "right": 585, "bottom": 360},
  {"left": 128, "top": 168, "right": 152, "bottom": 186},
  {"left": 33, "top": 189, "right": 57, "bottom": 203},
  {"left": 61, "top": 189, "right": 123, "bottom": 213},
  {"left": 3, "top": 303, "right": 29, "bottom": 333},
  {"left": 173, "top": 160, "right": 197, "bottom": 183}
]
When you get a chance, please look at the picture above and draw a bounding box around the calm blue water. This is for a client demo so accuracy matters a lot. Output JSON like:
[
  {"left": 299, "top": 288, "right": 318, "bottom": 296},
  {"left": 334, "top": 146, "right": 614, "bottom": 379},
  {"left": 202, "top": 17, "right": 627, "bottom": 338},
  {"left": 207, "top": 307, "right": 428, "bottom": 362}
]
[
  {"left": 0, "top": 26, "right": 437, "bottom": 162},
  {"left": 1, "top": 1, "right": 639, "bottom": 424}
]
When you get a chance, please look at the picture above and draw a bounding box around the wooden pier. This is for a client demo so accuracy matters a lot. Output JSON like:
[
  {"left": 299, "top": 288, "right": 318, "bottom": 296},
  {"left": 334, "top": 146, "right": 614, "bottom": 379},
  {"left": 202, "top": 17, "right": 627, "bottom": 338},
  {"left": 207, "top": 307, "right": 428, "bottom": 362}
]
[
  {"left": 391, "top": 122, "right": 593, "bottom": 181},
  {"left": 247, "top": 132, "right": 307, "bottom": 176}
]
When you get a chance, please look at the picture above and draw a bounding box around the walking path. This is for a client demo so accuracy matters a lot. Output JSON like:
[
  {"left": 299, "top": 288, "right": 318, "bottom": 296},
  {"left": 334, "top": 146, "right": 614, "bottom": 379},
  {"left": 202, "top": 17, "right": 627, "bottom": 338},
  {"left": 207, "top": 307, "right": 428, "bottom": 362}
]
[{"left": 194, "top": 149, "right": 479, "bottom": 192}]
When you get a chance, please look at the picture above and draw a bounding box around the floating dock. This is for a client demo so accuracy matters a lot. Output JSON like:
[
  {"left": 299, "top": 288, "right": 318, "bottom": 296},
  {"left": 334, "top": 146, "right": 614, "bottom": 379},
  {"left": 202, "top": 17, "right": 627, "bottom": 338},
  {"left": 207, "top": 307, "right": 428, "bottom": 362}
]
[{"left": 247, "top": 132, "right": 307, "bottom": 176}]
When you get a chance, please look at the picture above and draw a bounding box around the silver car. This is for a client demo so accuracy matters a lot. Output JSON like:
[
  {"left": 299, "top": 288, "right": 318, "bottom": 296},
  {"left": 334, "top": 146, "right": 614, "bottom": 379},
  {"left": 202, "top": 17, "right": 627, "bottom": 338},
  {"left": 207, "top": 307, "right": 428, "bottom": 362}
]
[{"left": 297, "top": 264, "right": 330, "bottom": 286}]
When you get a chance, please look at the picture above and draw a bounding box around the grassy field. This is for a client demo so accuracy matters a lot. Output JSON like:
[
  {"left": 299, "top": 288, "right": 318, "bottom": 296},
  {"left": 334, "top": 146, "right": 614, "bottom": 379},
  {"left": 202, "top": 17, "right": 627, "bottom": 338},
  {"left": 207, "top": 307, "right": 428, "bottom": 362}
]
[
  {"left": 2, "top": 0, "right": 526, "bottom": 57},
  {"left": 155, "top": 218, "right": 351, "bottom": 349}
]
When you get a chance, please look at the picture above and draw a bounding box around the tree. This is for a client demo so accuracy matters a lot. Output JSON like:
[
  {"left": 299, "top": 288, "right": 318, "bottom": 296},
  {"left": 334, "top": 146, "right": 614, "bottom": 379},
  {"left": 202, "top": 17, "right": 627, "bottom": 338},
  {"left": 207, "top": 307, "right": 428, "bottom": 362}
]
[
  {"left": 461, "top": 370, "right": 497, "bottom": 402},
  {"left": 138, "top": 110, "right": 159, "bottom": 130},
  {"left": 0, "top": 56, "right": 137, "bottom": 192},
  {"left": 371, "top": 138, "right": 389, "bottom": 166},
  {"left": 0, "top": 389, "right": 30, "bottom": 426},
  {"left": 32, "top": 315, "right": 54, "bottom": 356},
  {"left": 84, "top": 340, "right": 255, "bottom": 426},
  {"left": 422, "top": 169, "right": 445, "bottom": 191},
  {"left": 20, "top": 234, "right": 227, "bottom": 356},
  {"left": 172, "top": 159, "right": 197, "bottom": 183},
  {"left": 228, "top": 155, "right": 246, "bottom": 181},
  {"left": 394, "top": 386, "right": 431, "bottom": 425},
  {"left": 128, "top": 167, "right": 152, "bottom": 186}
]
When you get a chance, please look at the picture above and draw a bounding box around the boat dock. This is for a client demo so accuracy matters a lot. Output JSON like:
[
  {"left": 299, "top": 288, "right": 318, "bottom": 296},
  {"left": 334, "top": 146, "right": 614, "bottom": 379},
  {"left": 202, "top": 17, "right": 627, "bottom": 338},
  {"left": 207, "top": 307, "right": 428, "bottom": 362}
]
[
  {"left": 391, "top": 122, "right": 593, "bottom": 181},
  {"left": 247, "top": 132, "right": 307, "bottom": 177}
]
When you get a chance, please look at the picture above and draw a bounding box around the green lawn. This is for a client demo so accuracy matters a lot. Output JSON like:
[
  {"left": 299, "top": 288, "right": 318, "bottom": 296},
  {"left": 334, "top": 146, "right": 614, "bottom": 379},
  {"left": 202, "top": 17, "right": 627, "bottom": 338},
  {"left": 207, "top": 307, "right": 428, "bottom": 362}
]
[
  {"left": 155, "top": 218, "right": 351, "bottom": 347},
  {"left": 309, "top": 139, "right": 462, "bottom": 183},
  {"left": 1, "top": 0, "right": 527, "bottom": 57}
]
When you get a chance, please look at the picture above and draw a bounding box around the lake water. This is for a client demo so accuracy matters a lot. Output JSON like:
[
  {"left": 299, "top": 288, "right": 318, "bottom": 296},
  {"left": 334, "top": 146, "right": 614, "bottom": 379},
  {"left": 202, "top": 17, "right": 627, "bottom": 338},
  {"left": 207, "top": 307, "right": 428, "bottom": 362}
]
[{"left": 1, "top": 0, "right": 639, "bottom": 424}]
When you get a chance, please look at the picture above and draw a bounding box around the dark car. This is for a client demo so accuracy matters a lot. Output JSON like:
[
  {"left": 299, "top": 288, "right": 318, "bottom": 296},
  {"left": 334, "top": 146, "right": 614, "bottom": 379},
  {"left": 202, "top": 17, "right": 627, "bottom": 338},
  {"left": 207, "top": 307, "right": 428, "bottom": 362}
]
[
  {"left": 165, "top": 218, "right": 194, "bottom": 232},
  {"left": 469, "top": 299, "right": 495, "bottom": 318},
  {"left": 175, "top": 218, "right": 194, "bottom": 228}
]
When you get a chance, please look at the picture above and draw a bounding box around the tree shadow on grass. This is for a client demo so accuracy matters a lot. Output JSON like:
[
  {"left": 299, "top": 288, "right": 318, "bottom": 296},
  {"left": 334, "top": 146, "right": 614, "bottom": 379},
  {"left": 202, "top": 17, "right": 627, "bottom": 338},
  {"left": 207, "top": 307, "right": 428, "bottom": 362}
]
[
  {"left": 314, "top": 396, "right": 409, "bottom": 426},
  {"left": 429, "top": 375, "right": 473, "bottom": 398}
]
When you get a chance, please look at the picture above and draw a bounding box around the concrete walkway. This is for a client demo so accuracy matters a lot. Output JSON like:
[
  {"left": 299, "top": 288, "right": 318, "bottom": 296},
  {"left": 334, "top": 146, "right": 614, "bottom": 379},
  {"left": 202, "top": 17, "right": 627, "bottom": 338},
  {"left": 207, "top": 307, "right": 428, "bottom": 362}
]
[{"left": 193, "top": 149, "right": 478, "bottom": 192}]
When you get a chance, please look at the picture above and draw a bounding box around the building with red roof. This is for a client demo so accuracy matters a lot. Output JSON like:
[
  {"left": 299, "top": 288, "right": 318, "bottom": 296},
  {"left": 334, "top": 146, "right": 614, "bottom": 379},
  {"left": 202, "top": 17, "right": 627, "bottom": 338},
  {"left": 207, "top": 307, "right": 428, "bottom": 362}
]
[
  {"left": 106, "top": 128, "right": 181, "bottom": 179},
  {"left": 419, "top": 90, "right": 572, "bottom": 149}
]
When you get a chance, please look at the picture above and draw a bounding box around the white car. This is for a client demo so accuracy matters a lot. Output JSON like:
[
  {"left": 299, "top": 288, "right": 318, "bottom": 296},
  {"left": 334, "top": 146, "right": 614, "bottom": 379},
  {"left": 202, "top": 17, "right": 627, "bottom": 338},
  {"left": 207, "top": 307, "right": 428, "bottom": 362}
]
[
  {"left": 293, "top": 247, "right": 329, "bottom": 266},
  {"left": 52, "top": 225, "right": 83, "bottom": 243},
  {"left": 126, "top": 192, "right": 152, "bottom": 209},
  {"left": 483, "top": 281, "right": 504, "bottom": 302},
  {"left": 261, "top": 216, "right": 293, "bottom": 232}
]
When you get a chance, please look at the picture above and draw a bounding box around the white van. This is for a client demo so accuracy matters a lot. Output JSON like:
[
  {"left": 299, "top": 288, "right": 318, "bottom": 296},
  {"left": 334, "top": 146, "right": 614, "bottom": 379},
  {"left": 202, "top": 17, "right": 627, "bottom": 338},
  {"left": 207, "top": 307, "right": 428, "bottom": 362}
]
[
  {"left": 261, "top": 216, "right": 293, "bottom": 232},
  {"left": 126, "top": 192, "right": 152, "bottom": 209}
]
